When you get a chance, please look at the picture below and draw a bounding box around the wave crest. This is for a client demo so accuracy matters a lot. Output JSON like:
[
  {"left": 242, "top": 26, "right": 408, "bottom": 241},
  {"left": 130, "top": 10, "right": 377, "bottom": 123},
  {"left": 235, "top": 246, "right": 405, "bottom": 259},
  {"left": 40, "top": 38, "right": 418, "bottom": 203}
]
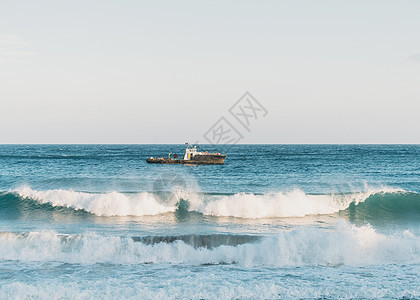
[
  {"left": 1, "top": 186, "right": 416, "bottom": 220},
  {"left": 14, "top": 186, "right": 173, "bottom": 217}
]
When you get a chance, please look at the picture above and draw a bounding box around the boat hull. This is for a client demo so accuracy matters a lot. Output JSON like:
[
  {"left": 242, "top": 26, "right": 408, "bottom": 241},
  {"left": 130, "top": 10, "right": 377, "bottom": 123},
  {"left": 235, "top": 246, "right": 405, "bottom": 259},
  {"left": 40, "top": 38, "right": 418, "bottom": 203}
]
[{"left": 147, "top": 154, "right": 226, "bottom": 165}]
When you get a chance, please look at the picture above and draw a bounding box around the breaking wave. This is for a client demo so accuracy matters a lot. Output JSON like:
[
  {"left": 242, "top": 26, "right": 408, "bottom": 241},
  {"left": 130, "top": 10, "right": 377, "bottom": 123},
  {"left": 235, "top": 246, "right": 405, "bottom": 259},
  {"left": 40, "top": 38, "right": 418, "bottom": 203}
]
[
  {"left": 0, "top": 222, "right": 418, "bottom": 266},
  {"left": 0, "top": 186, "right": 418, "bottom": 220}
]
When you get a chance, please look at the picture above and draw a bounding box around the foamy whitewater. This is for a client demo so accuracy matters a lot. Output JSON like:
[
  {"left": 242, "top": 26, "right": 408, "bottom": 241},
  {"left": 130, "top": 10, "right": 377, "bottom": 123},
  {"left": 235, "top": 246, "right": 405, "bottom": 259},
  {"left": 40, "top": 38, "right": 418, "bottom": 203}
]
[
  {"left": 14, "top": 185, "right": 403, "bottom": 218},
  {"left": 0, "top": 145, "right": 419, "bottom": 299}
]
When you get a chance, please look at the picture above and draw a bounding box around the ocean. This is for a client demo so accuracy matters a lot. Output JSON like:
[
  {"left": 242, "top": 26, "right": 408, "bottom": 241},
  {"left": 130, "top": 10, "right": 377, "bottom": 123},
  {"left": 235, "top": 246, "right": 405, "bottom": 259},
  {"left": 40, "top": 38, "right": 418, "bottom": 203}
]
[{"left": 0, "top": 144, "right": 419, "bottom": 299}]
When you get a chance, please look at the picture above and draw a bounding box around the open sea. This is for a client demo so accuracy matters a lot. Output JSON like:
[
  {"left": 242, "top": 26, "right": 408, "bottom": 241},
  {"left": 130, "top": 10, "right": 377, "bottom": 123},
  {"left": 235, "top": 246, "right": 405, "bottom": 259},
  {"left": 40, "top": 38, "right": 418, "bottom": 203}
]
[{"left": 0, "top": 144, "right": 419, "bottom": 299}]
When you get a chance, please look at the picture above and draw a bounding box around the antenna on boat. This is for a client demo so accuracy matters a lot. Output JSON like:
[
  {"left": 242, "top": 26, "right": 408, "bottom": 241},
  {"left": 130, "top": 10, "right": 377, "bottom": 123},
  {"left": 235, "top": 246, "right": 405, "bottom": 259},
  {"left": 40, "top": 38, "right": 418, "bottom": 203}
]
[{"left": 185, "top": 142, "right": 194, "bottom": 149}]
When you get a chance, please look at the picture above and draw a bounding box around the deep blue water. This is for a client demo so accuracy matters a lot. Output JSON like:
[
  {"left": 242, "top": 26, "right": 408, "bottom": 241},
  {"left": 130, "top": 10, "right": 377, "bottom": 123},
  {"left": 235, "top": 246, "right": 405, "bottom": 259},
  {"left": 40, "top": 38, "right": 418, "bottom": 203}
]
[{"left": 0, "top": 145, "right": 419, "bottom": 299}]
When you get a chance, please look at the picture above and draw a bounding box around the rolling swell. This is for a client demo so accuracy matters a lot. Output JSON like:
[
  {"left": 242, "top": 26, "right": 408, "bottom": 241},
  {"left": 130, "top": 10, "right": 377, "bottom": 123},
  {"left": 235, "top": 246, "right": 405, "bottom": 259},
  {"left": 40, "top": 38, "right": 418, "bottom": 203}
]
[
  {"left": 340, "top": 191, "right": 420, "bottom": 223},
  {"left": 0, "top": 192, "right": 93, "bottom": 221},
  {"left": 132, "top": 234, "right": 261, "bottom": 249}
]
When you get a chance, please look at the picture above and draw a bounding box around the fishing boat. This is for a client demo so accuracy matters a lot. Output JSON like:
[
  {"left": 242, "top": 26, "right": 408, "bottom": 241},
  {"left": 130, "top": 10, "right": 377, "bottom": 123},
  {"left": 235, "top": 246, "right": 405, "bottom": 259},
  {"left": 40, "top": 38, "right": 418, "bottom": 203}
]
[{"left": 147, "top": 144, "right": 226, "bottom": 165}]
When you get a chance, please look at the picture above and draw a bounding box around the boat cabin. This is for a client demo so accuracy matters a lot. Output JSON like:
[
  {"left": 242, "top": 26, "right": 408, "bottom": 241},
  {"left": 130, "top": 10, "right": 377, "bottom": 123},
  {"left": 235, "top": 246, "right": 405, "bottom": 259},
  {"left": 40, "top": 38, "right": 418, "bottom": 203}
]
[{"left": 183, "top": 144, "right": 206, "bottom": 160}]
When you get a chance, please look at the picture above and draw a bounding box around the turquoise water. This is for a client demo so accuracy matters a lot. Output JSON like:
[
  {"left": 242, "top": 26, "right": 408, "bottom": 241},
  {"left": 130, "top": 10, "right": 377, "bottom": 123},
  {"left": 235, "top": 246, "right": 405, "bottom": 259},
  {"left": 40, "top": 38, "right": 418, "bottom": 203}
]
[{"left": 0, "top": 145, "right": 419, "bottom": 299}]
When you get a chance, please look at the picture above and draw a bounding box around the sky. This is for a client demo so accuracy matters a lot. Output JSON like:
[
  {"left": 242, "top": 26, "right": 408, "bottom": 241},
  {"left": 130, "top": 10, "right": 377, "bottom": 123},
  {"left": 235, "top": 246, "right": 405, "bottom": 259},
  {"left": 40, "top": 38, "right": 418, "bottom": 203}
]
[{"left": 0, "top": 0, "right": 419, "bottom": 144}]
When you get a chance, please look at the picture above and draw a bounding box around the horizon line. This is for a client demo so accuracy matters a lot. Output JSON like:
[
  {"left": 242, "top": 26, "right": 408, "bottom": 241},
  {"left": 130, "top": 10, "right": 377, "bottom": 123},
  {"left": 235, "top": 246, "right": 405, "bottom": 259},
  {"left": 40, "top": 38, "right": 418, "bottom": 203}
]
[{"left": 0, "top": 143, "right": 419, "bottom": 145}]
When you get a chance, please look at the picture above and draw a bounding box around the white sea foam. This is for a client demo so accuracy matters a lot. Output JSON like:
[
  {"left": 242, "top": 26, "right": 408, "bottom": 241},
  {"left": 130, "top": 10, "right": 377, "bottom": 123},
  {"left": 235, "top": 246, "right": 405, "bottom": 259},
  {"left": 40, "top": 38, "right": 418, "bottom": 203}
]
[
  {"left": 14, "top": 186, "right": 404, "bottom": 218},
  {"left": 2, "top": 275, "right": 418, "bottom": 300},
  {"left": 15, "top": 186, "right": 173, "bottom": 216},
  {"left": 0, "top": 222, "right": 418, "bottom": 266},
  {"left": 196, "top": 190, "right": 353, "bottom": 218}
]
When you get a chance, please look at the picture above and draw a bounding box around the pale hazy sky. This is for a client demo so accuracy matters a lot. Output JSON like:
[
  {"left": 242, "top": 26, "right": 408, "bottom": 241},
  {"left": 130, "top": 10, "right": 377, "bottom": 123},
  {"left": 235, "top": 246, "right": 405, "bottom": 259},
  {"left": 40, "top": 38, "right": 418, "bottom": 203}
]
[{"left": 0, "top": 1, "right": 419, "bottom": 144}]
